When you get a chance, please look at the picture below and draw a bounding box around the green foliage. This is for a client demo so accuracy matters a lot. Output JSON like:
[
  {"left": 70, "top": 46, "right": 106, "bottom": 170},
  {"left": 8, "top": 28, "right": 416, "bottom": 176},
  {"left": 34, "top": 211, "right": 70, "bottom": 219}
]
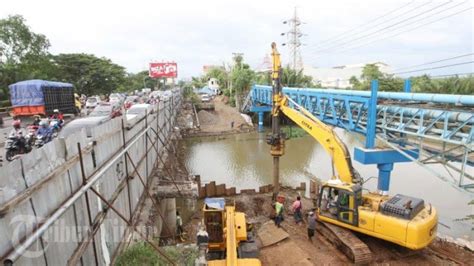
[
  {"left": 115, "top": 242, "right": 198, "bottom": 266},
  {"left": 283, "top": 126, "right": 307, "bottom": 138},
  {"left": 231, "top": 56, "right": 255, "bottom": 109},
  {"left": 0, "top": 100, "right": 10, "bottom": 107},
  {"left": 0, "top": 15, "right": 50, "bottom": 64},
  {"left": 281, "top": 67, "right": 313, "bottom": 87},
  {"left": 223, "top": 88, "right": 231, "bottom": 97},
  {"left": 229, "top": 95, "right": 236, "bottom": 107},
  {"left": 350, "top": 64, "right": 473, "bottom": 94},
  {"left": 255, "top": 72, "right": 272, "bottom": 86},
  {"left": 182, "top": 82, "right": 194, "bottom": 98},
  {"left": 351, "top": 64, "right": 407, "bottom": 92},
  {"left": 191, "top": 76, "right": 205, "bottom": 89},
  {"left": 124, "top": 71, "right": 156, "bottom": 92},
  {"left": 232, "top": 64, "right": 254, "bottom": 94},
  {"left": 411, "top": 75, "right": 474, "bottom": 94},
  {"left": 205, "top": 66, "right": 228, "bottom": 89},
  {"left": 0, "top": 15, "right": 54, "bottom": 100},
  {"left": 361, "top": 64, "right": 384, "bottom": 81},
  {"left": 53, "top": 53, "right": 126, "bottom": 96}
]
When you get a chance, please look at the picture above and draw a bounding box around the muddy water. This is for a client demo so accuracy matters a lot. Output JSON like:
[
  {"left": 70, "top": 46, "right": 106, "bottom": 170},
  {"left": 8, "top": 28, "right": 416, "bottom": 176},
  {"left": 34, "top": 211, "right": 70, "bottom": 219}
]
[{"left": 183, "top": 130, "right": 473, "bottom": 240}]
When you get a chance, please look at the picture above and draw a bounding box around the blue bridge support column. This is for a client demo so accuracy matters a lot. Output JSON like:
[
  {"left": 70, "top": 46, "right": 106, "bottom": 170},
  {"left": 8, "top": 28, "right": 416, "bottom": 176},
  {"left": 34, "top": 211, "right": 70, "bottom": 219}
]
[
  {"left": 258, "top": 111, "right": 264, "bottom": 132},
  {"left": 250, "top": 105, "right": 271, "bottom": 132},
  {"left": 404, "top": 79, "right": 412, "bottom": 93},
  {"left": 355, "top": 80, "right": 418, "bottom": 194},
  {"left": 377, "top": 163, "right": 393, "bottom": 193}
]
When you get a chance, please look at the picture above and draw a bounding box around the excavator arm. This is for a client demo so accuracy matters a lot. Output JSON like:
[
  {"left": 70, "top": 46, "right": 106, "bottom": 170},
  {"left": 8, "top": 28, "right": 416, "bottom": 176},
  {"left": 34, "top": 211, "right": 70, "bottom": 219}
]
[
  {"left": 277, "top": 96, "right": 359, "bottom": 184},
  {"left": 269, "top": 42, "right": 358, "bottom": 185}
]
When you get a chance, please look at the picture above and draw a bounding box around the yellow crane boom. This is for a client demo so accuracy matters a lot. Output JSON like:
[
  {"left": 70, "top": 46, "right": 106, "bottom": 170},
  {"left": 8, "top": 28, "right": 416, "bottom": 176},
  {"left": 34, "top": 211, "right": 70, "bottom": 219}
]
[{"left": 268, "top": 43, "right": 437, "bottom": 251}]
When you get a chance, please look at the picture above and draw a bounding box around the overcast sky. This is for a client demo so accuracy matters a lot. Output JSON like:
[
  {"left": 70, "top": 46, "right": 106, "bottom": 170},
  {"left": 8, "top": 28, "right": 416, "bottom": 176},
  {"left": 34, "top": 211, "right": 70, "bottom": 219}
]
[{"left": 2, "top": 0, "right": 473, "bottom": 78}]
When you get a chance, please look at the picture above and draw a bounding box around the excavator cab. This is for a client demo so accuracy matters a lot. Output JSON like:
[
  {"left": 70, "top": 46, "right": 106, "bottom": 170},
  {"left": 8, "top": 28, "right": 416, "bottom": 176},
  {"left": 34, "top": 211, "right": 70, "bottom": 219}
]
[
  {"left": 202, "top": 198, "right": 261, "bottom": 265},
  {"left": 318, "top": 184, "right": 362, "bottom": 227}
]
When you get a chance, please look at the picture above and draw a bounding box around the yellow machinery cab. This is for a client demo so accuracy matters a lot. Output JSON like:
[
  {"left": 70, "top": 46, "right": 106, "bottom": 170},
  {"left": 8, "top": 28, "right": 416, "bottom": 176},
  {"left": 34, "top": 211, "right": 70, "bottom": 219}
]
[
  {"left": 318, "top": 181, "right": 437, "bottom": 250},
  {"left": 202, "top": 198, "right": 261, "bottom": 266}
]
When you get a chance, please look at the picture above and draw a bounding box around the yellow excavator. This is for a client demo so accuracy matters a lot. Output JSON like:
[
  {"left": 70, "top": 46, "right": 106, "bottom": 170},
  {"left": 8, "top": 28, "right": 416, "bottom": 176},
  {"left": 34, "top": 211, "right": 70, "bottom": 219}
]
[
  {"left": 268, "top": 43, "right": 438, "bottom": 253},
  {"left": 200, "top": 198, "right": 261, "bottom": 266}
]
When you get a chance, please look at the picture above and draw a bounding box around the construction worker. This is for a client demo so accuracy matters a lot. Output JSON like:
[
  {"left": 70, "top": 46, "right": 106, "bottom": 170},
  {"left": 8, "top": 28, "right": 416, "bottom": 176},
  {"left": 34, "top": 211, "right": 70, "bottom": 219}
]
[
  {"left": 196, "top": 224, "right": 209, "bottom": 266},
  {"left": 292, "top": 196, "right": 303, "bottom": 224},
  {"left": 274, "top": 198, "right": 284, "bottom": 227},
  {"left": 176, "top": 211, "right": 184, "bottom": 241},
  {"left": 307, "top": 211, "right": 316, "bottom": 242}
]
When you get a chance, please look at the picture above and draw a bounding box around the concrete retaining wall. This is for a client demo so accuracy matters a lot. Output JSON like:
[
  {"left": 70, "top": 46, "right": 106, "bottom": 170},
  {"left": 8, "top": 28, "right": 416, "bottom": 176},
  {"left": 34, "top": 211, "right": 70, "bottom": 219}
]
[{"left": 0, "top": 90, "right": 182, "bottom": 265}]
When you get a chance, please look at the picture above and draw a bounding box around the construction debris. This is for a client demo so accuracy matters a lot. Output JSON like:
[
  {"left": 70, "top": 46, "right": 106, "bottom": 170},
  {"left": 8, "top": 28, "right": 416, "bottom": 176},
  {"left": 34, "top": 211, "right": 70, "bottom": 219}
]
[{"left": 257, "top": 221, "right": 289, "bottom": 247}]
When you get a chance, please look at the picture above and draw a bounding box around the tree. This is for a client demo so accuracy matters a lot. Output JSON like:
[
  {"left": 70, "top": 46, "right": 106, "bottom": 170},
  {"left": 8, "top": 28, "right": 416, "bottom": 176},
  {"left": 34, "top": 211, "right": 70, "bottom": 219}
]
[
  {"left": 205, "top": 66, "right": 228, "bottom": 90},
  {"left": 123, "top": 71, "right": 157, "bottom": 92},
  {"left": 349, "top": 76, "right": 360, "bottom": 88},
  {"left": 0, "top": 15, "right": 53, "bottom": 100},
  {"left": 231, "top": 58, "right": 255, "bottom": 109},
  {"left": 0, "top": 15, "right": 50, "bottom": 64},
  {"left": 361, "top": 64, "right": 384, "bottom": 82},
  {"left": 53, "top": 53, "right": 127, "bottom": 96},
  {"left": 281, "top": 66, "right": 313, "bottom": 87},
  {"left": 255, "top": 71, "right": 272, "bottom": 86}
]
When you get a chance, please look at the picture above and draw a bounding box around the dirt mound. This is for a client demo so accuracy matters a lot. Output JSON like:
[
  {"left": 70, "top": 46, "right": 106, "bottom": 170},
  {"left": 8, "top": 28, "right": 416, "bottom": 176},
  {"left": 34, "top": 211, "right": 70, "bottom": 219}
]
[{"left": 197, "top": 110, "right": 217, "bottom": 125}]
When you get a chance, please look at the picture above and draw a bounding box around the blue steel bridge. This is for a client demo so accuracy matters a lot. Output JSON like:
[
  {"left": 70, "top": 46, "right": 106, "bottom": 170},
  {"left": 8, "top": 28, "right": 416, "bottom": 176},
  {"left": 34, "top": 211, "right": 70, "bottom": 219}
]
[{"left": 242, "top": 80, "right": 474, "bottom": 192}]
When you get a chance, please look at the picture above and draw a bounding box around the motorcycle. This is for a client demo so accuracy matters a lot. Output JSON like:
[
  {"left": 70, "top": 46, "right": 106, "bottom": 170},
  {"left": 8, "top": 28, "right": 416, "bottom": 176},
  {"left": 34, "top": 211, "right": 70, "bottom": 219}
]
[
  {"left": 5, "top": 135, "right": 32, "bottom": 161},
  {"left": 49, "top": 119, "right": 62, "bottom": 137},
  {"left": 34, "top": 134, "right": 45, "bottom": 148},
  {"left": 26, "top": 125, "right": 38, "bottom": 146},
  {"left": 34, "top": 129, "right": 52, "bottom": 148}
]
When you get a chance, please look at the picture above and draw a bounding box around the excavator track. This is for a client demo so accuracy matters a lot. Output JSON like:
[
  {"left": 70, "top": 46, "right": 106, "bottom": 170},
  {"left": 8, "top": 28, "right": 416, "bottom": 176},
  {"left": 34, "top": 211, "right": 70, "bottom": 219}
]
[{"left": 316, "top": 221, "right": 372, "bottom": 264}]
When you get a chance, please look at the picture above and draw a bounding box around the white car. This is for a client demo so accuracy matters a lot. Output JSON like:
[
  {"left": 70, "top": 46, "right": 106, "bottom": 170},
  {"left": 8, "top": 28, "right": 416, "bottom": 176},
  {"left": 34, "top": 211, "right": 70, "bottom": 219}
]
[
  {"left": 125, "top": 104, "right": 153, "bottom": 129},
  {"left": 201, "top": 94, "right": 211, "bottom": 102},
  {"left": 85, "top": 97, "right": 100, "bottom": 109}
]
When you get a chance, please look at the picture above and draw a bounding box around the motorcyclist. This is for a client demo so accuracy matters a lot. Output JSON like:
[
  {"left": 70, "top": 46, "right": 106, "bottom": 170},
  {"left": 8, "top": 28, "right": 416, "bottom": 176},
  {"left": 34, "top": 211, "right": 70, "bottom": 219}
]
[
  {"left": 36, "top": 120, "right": 52, "bottom": 143},
  {"left": 50, "top": 109, "right": 64, "bottom": 127},
  {"left": 9, "top": 120, "right": 27, "bottom": 148},
  {"left": 32, "top": 115, "right": 41, "bottom": 126}
]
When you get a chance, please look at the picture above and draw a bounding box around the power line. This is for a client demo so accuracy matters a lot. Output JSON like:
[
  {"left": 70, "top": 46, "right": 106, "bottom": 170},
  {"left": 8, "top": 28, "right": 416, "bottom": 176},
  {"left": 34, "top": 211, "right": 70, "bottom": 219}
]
[
  {"left": 392, "top": 61, "right": 474, "bottom": 75},
  {"left": 430, "top": 72, "right": 474, "bottom": 78},
  {"left": 392, "top": 53, "right": 474, "bottom": 71},
  {"left": 306, "top": 6, "right": 473, "bottom": 62},
  {"left": 311, "top": 1, "right": 418, "bottom": 49},
  {"left": 308, "top": 1, "right": 458, "bottom": 55}
]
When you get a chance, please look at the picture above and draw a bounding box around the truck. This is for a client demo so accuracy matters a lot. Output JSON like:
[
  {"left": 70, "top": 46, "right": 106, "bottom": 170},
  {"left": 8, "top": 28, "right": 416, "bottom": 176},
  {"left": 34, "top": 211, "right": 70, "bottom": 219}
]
[{"left": 9, "top": 80, "right": 78, "bottom": 116}]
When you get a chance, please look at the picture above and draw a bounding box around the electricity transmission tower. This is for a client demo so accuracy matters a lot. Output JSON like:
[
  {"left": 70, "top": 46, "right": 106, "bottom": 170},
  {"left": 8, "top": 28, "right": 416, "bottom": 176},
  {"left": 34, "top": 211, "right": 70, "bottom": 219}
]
[{"left": 282, "top": 7, "right": 305, "bottom": 71}]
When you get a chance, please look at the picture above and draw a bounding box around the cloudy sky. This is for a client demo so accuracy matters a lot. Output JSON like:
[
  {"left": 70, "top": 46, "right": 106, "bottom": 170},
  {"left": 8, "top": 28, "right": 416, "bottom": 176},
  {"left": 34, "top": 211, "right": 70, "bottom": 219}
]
[{"left": 2, "top": 0, "right": 473, "bottom": 78}]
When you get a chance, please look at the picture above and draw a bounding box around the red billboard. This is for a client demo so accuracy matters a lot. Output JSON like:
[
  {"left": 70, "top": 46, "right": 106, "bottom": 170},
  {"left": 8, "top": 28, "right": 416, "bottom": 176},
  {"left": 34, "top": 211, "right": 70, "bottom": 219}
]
[{"left": 149, "top": 62, "right": 178, "bottom": 78}]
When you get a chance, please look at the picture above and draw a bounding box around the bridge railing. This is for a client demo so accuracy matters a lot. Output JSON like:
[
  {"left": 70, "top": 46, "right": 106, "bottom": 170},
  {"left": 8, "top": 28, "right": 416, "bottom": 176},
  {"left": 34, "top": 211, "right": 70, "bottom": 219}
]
[
  {"left": 249, "top": 84, "right": 473, "bottom": 189},
  {"left": 250, "top": 85, "right": 473, "bottom": 146}
]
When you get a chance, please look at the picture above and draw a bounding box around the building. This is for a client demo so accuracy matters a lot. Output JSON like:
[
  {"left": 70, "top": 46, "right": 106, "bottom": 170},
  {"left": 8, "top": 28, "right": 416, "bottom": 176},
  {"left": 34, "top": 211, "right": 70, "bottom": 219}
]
[
  {"left": 202, "top": 65, "right": 225, "bottom": 75},
  {"left": 303, "top": 62, "right": 392, "bottom": 88}
]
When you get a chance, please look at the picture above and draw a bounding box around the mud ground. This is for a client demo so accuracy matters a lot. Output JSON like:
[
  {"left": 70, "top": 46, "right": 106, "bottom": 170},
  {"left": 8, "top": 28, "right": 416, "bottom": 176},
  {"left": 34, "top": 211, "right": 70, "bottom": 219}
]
[{"left": 180, "top": 189, "right": 473, "bottom": 265}]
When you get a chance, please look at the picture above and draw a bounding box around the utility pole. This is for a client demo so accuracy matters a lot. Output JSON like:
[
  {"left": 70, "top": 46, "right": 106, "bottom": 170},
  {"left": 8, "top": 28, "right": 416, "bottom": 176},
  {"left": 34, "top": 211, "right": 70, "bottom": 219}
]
[{"left": 282, "top": 7, "right": 305, "bottom": 71}]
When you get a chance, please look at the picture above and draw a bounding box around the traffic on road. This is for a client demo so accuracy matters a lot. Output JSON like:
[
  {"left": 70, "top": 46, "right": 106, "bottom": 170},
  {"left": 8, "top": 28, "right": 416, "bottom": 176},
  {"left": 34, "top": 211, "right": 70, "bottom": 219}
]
[{"left": 1, "top": 81, "right": 173, "bottom": 164}]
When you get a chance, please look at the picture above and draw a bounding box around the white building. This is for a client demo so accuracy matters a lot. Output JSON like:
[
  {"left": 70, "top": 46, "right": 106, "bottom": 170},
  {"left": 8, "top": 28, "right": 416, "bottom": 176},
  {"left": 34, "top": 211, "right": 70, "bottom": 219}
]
[
  {"left": 208, "top": 78, "right": 220, "bottom": 94},
  {"left": 303, "top": 62, "right": 392, "bottom": 88}
]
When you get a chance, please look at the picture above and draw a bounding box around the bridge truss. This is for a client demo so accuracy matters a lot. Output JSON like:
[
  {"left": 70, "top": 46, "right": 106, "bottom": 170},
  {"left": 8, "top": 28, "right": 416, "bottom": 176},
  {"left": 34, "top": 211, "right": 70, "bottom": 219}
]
[{"left": 248, "top": 85, "right": 474, "bottom": 190}]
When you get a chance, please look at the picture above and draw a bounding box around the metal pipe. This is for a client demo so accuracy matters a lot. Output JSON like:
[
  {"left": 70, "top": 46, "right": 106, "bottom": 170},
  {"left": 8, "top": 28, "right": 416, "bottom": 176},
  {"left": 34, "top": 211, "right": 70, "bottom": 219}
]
[
  {"left": 3, "top": 123, "right": 156, "bottom": 265},
  {"left": 253, "top": 85, "right": 474, "bottom": 106}
]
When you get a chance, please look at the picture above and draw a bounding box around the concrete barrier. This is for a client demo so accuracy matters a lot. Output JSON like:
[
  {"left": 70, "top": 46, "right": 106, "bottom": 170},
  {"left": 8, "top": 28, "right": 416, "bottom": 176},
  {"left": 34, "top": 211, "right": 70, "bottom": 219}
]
[{"left": 0, "top": 90, "right": 183, "bottom": 264}]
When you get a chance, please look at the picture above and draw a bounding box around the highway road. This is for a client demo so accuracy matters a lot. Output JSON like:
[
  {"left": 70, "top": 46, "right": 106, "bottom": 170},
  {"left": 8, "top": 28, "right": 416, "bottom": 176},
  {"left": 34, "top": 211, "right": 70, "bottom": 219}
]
[{"left": 0, "top": 114, "right": 77, "bottom": 164}]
